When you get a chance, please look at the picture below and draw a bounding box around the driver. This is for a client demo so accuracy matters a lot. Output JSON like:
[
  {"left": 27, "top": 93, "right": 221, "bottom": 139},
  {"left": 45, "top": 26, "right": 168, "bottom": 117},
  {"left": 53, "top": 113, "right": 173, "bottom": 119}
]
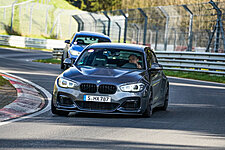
[{"left": 128, "top": 54, "right": 142, "bottom": 69}]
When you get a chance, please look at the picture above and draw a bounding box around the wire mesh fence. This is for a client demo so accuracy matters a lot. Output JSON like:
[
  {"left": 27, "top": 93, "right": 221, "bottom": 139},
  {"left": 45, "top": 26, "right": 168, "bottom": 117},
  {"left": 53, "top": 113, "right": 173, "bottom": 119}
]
[
  {"left": 0, "top": 0, "right": 81, "bottom": 39},
  {"left": 74, "top": 1, "right": 225, "bottom": 53},
  {"left": 1, "top": 0, "right": 225, "bottom": 53}
]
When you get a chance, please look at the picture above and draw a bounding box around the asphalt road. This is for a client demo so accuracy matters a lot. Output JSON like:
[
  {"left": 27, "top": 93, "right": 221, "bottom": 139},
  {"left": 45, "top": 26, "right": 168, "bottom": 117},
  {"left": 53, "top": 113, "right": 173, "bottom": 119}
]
[{"left": 0, "top": 47, "right": 225, "bottom": 150}]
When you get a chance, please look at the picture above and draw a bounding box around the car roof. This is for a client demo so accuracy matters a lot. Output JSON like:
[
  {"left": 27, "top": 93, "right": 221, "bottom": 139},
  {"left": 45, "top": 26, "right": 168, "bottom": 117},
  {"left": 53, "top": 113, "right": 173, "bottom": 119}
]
[
  {"left": 76, "top": 31, "right": 111, "bottom": 40},
  {"left": 87, "top": 43, "right": 148, "bottom": 53}
]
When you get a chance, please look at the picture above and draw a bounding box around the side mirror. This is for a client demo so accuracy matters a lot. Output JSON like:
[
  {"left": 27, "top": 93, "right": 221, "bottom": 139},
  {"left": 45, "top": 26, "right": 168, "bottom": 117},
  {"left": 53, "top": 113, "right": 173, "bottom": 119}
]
[
  {"left": 65, "top": 40, "right": 70, "bottom": 44},
  {"left": 150, "top": 63, "right": 163, "bottom": 71},
  {"left": 63, "top": 58, "right": 72, "bottom": 65}
]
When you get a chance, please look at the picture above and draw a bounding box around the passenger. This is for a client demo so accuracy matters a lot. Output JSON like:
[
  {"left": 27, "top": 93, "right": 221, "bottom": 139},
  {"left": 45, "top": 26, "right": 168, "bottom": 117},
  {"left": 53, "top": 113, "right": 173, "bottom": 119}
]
[{"left": 128, "top": 54, "right": 142, "bottom": 69}]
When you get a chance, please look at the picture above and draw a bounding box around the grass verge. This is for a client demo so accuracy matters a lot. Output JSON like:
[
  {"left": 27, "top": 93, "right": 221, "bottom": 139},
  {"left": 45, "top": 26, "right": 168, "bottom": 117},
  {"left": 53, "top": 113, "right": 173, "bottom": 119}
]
[
  {"left": 0, "top": 75, "right": 11, "bottom": 86},
  {"left": 0, "top": 45, "right": 52, "bottom": 52},
  {"left": 33, "top": 58, "right": 61, "bottom": 64},
  {"left": 164, "top": 70, "right": 225, "bottom": 84}
]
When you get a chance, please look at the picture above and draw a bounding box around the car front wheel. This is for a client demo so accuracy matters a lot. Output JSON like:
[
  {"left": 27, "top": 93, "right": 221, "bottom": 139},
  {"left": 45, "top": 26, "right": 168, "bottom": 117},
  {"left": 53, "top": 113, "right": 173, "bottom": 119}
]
[
  {"left": 142, "top": 92, "right": 153, "bottom": 118},
  {"left": 159, "top": 85, "right": 169, "bottom": 111}
]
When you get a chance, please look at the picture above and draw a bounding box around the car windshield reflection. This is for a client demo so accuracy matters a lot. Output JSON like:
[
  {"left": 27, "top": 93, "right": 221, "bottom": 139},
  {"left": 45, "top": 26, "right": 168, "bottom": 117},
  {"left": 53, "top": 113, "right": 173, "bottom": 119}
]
[
  {"left": 74, "top": 36, "right": 111, "bottom": 46},
  {"left": 76, "top": 48, "right": 145, "bottom": 70}
]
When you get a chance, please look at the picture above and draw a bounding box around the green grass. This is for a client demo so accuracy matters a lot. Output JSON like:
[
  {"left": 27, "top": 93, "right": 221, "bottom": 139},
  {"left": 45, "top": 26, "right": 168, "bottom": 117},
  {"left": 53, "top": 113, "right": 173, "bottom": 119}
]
[
  {"left": 33, "top": 58, "right": 61, "bottom": 64},
  {"left": 48, "top": 0, "right": 78, "bottom": 9},
  {"left": 0, "top": 75, "right": 11, "bottom": 86},
  {"left": 0, "top": 45, "right": 52, "bottom": 52},
  {"left": 15, "top": 0, "right": 77, "bottom": 10},
  {"left": 164, "top": 70, "right": 225, "bottom": 84}
]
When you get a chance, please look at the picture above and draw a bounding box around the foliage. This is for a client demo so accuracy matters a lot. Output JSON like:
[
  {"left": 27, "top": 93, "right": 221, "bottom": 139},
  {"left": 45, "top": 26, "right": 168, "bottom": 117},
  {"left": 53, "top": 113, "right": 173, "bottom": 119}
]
[
  {"left": 121, "top": 0, "right": 224, "bottom": 9},
  {"left": 33, "top": 58, "right": 61, "bottom": 64},
  {"left": 67, "top": 0, "right": 122, "bottom": 11}
]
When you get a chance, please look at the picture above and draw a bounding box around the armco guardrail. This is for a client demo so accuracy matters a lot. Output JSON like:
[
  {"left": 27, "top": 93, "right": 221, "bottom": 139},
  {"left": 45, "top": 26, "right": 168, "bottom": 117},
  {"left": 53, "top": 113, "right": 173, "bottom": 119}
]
[
  {"left": 156, "top": 51, "right": 225, "bottom": 75},
  {"left": 52, "top": 48, "right": 225, "bottom": 75},
  {"left": 0, "top": 35, "right": 66, "bottom": 50},
  {"left": 1, "top": 34, "right": 224, "bottom": 75},
  {"left": 52, "top": 48, "right": 64, "bottom": 59}
]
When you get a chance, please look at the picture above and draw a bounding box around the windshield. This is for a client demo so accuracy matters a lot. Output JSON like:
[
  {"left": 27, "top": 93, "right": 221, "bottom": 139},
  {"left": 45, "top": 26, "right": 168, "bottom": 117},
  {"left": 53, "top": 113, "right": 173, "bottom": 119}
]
[
  {"left": 76, "top": 48, "right": 145, "bottom": 69},
  {"left": 73, "top": 35, "right": 110, "bottom": 46}
]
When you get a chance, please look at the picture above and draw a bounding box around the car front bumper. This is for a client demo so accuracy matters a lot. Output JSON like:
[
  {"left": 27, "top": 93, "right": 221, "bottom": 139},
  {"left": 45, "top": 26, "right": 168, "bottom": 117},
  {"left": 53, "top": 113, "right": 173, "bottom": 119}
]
[{"left": 52, "top": 84, "right": 150, "bottom": 115}]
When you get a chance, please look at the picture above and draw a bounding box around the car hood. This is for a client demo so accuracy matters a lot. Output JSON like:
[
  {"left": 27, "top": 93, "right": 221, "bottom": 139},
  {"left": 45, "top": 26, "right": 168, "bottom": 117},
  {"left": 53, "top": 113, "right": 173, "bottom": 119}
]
[
  {"left": 62, "top": 66, "right": 147, "bottom": 85},
  {"left": 70, "top": 44, "right": 86, "bottom": 52}
]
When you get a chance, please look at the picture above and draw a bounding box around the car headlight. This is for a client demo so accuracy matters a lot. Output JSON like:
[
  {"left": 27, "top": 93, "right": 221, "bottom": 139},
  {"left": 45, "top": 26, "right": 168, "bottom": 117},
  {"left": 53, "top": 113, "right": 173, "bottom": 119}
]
[
  {"left": 120, "top": 83, "right": 145, "bottom": 92},
  {"left": 70, "top": 50, "right": 81, "bottom": 56},
  {"left": 58, "top": 77, "right": 77, "bottom": 88}
]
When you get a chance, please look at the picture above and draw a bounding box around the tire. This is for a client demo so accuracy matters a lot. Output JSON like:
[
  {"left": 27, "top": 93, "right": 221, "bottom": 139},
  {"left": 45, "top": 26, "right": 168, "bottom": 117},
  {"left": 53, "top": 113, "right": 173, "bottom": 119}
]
[
  {"left": 159, "top": 86, "right": 169, "bottom": 111},
  {"left": 51, "top": 100, "right": 69, "bottom": 116},
  {"left": 60, "top": 53, "right": 65, "bottom": 70},
  {"left": 142, "top": 93, "right": 153, "bottom": 118}
]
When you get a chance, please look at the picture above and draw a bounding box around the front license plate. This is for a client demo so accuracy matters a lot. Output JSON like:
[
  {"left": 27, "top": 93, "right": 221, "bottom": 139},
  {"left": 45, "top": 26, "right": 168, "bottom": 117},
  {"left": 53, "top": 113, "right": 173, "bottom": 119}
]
[{"left": 83, "top": 95, "right": 111, "bottom": 102}]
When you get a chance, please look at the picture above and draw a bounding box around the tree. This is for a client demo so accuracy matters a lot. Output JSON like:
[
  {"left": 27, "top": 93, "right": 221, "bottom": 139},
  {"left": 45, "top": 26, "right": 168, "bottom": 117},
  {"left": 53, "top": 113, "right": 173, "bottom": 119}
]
[{"left": 67, "top": 0, "right": 122, "bottom": 12}]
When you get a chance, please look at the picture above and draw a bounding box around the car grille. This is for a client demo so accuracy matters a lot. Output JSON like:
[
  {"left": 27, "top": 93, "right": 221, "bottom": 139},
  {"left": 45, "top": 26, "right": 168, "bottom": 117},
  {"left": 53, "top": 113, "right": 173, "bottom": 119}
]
[
  {"left": 98, "top": 84, "right": 117, "bottom": 94},
  {"left": 80, "top": 83, "right": 97, "bottom": 93},
  {"left": 75, "top": 101, "right": 119, "bottom": 111},
  {"left": 80, "top": 83, "right": 117, "bottom": 94}
]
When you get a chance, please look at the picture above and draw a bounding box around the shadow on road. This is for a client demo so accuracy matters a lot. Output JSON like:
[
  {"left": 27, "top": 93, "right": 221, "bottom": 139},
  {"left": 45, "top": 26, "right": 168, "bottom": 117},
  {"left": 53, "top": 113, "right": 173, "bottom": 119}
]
[{"left": 0, "top": 138, "right": 223, "bottom": 150}]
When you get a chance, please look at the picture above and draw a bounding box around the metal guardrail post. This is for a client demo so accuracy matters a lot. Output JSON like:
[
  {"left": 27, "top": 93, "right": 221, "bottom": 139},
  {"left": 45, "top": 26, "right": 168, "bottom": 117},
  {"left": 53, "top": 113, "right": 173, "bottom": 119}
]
[
  {"left": 89, "top": 13, "right": 97, "bottom": 32},
  {"left": 153, "top": 26, "right": 159, "bottom": 50},
  {"left": 3, "top": 8, "right": 6, "bottom": 20},
  {"left": 45, "top": 6, "right": 51, "bottom": 34},
  {"left": 10, "top": 0, "right": 17, "bottom": 32},
  {"left": 148, "top": 30, "right": 153, "bottom": 46},
  {"left": 68, "top": 15, "right": 72, "bottom": 37},
  {"left": 50, "top": 10, "right": 63, "bottom": 36},
  {"left": 220, "top": 19, "right": 225, "bottom": 53},
  {"left": 132, "top": 24, "right": 139, "bottom": 44},
  {"left": 29, "top": 3, "right": 36, "bottom": 34},
  {"left": 159, "top": 6, "right": 169, "bottom": 51},
  {"left": 209, "top": 0, "right": 225, "bottom": 53},
  {"left": 206, "top": 27, "right": 216, "bottom": 52},
  {"left": 183, "top": 5, "right": 193, "bottom": 52},
  {"left": 210, "top": 1, "right": 221, "bottom": 53},
  {"left": 103, "top": 11, "right": 111, "bottom": 37},
  {"left": 115, "top": 22, "right": 121, "bottom": 43},
  {"left": 73, "top": 15, "right": 81, "bottom": 32},
  {"left": 172, "top": 28, "right": 176, "bottom": 51},
  {"left": 19, "top": 5, "right": 21, "bottom": 17},
  {"left": 138, "top": 8, "right": 148, "bottom": 45},
  {"left": 79, "top": 15, "right": 84, "bottom": 31},
  {"left": 119, "top": 10, "right": 128, "bottom": 43},
  {"left": 56, "top": 12, "right": 62, "bottom": 39},
  {"left": 73, "top": 15, "right": 84, "bottom": 32},
  {"left": 98, "top": 19, "right": 106, "bottom": 35}
]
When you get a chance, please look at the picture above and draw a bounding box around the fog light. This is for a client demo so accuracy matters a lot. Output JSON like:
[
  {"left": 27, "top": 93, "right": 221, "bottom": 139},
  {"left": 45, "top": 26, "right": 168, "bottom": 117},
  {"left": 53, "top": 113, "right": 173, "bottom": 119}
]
[
  {"left": 122, "top": 99, "right": 140, "bottom": 109},
  {"left": 58, "top": 95, "right": 73, "bottom": 105}
]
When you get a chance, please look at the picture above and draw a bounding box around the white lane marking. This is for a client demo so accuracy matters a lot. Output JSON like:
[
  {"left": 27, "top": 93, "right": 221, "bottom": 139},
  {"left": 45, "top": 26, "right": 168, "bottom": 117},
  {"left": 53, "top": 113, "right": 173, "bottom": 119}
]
[
  {"left": 170, "top": 82, "right": 225, "bottom": 90},
  {"left": 0, "top": 71, "right": 51, "bottom": 126},
  {"left": 168, "top": 76, "right": 225, "bottom": 86},
  {"left": 0, "top": 70, "right": 59, "bottom": 77}
]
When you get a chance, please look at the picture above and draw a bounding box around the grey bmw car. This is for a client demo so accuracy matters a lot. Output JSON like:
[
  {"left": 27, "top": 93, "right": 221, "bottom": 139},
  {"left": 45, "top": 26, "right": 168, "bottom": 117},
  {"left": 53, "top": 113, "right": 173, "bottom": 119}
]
[{"left": 52, "top": 43, "right": 169, "bottom": 117}]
